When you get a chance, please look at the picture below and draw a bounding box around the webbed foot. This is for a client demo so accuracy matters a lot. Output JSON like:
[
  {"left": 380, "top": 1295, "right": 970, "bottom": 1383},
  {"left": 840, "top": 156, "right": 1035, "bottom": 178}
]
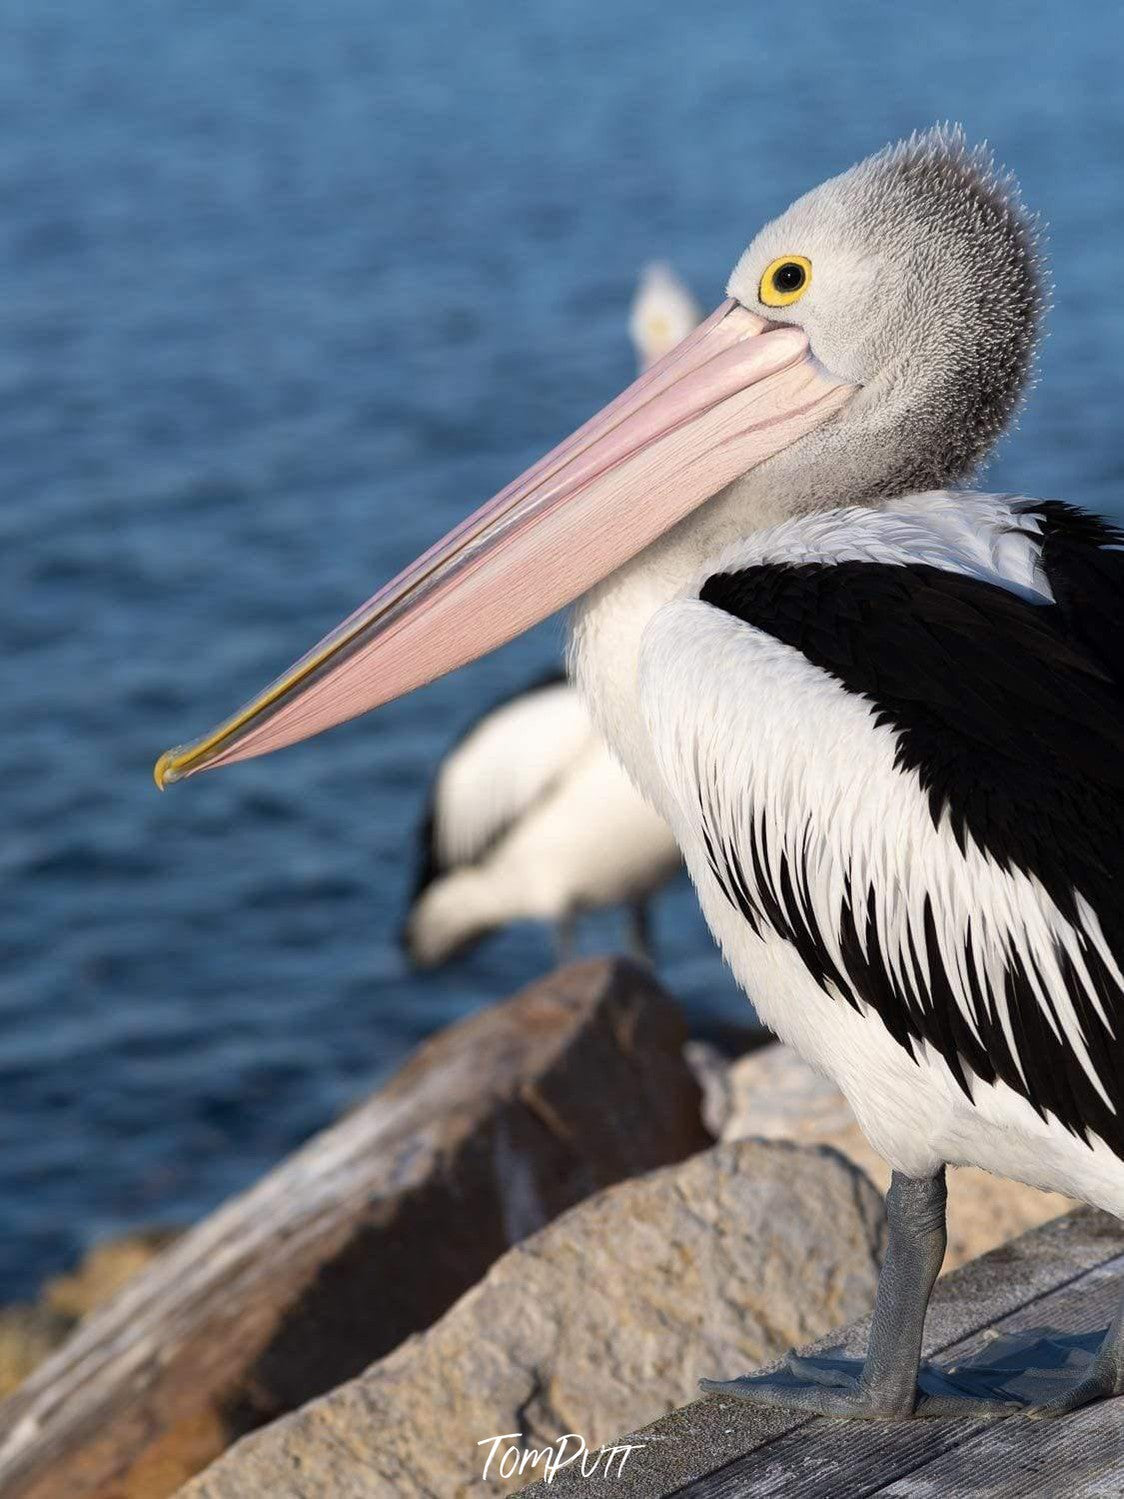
[
  {"left": 701, "top": 1352, "right": 915, "bottom": 1419},
  {"left": 701, "top": 1351, "right": 1021, "bottom": 1420}
]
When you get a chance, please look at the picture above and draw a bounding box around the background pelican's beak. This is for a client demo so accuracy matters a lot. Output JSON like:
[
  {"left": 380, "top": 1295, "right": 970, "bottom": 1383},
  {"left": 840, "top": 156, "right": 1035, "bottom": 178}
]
[{"left": 155, "top": 301, "right": 854, "bottom": 787}]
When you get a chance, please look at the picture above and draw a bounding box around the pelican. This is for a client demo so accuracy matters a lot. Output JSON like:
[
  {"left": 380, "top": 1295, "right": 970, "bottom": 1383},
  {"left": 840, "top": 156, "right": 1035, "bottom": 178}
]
[
  {"left": 155, "top": 128, "right": 1124, "bottom": 1419},
  {"left": 404, "top": 669, "right": 682, "bottom": 966},
  {"left": 404, "top": 267, "right": 698, "bottom": 968},
  {"left": 630, "top": 261, "right": 702, "bottom": 368}
]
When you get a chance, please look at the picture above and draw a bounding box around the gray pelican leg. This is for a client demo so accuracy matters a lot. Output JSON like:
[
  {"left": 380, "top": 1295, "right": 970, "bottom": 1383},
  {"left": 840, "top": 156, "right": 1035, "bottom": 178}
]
[
  {"left": 701, "top": 1167, "right": 1018, "bottom": 1419},
  {"left": 553, "top": 912, "right": 577, "bottom": 967},
  {"left": 627, "top": 900, "right": 652, "bottom": 964}
]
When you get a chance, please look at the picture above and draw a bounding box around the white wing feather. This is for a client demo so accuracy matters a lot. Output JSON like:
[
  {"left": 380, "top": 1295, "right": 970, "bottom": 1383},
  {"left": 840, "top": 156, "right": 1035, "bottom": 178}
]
[{"left": 433, "top": 682, "right": 595, "bottom": 869}]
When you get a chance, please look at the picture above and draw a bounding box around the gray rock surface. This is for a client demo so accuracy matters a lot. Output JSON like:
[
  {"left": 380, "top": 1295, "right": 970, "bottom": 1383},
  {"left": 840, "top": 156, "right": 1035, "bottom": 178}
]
[
  {"left": 177, "top": 1138, "right": 885, "bottom": 1499},
  {"left": 710, "top": 1041, "right": 1074, "bottom": 1270},
  {"left": 0, "top": 958, "right": 706, "bottom": 1499}
]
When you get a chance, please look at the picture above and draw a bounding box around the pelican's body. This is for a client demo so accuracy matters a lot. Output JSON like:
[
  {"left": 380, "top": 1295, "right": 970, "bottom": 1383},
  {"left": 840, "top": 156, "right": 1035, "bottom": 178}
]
[
  {"left": 575, "top": 490, "right": 1124, "bottom": 1219},
  {"left": 404, "top": 269, "right": 698, "bottom": 966},
  {"left": 159, "top": 129, "right": 1124, "bottom": 1417}
]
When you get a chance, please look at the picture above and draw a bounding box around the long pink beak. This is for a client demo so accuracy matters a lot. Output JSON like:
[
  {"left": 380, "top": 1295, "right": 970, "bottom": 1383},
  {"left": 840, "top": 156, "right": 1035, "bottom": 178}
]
[{"left": 155, "top": 301, "right": 854, "bottom": 787}]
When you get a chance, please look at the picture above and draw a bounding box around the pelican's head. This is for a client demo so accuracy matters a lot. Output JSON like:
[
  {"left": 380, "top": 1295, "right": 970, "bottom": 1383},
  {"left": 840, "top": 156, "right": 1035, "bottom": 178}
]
[
  {"left": 727, "top": 125, "right": 1043, "bottom": 493},
  {"left": 155, "top": 127, "right": 1044, "bottom": 787}
]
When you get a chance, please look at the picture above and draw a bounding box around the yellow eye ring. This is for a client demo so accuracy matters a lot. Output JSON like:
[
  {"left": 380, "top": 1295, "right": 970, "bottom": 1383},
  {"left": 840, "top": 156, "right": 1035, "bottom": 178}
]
[{"left": 759, "top": 255, "right": 812, "bottom": 308}]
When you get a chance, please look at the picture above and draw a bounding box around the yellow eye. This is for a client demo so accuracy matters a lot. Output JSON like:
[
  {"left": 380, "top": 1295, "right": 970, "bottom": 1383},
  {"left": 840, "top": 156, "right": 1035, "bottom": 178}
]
[{"left": 759, "top": 255, "right": 812, "bottom": 308}]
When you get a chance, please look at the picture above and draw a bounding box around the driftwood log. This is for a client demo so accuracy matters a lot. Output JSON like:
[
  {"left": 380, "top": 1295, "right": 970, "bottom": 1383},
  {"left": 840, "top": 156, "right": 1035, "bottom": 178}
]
[{"left": 0, "top": 958, "right": 709, "bottom": 1499}]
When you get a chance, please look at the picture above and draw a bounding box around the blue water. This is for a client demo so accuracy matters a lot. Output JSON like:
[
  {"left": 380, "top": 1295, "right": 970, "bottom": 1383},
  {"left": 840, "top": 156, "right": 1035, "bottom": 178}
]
[{"left": 3, "top": 0, "right": 1124, "bottom": 1301}]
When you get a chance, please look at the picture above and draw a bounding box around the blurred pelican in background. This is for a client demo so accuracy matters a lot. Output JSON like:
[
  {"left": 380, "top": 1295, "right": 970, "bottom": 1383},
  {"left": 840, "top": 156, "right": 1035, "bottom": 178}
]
[
  {"left": 629, "top": 262, "right": 703, "bottom": 369},
  {"left": 401, "top": 266, "right": 700, "bottom": 967}
]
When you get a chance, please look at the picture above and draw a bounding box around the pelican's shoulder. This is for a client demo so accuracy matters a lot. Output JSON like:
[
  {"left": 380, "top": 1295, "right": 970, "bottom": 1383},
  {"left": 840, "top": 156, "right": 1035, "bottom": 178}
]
[
  {"left": 637, "top": 489, "right": 1124, "bottom": 781},
  {"left": 689, "top": 491, "right": 1073, "bottom": 605},
  {"left": 678, "top": 490, "right": 1124, "bottom": 690}
]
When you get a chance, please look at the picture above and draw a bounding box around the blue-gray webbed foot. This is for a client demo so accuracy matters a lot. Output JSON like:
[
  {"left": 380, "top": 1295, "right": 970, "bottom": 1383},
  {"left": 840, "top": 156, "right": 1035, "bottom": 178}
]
[
  {"left": 701, "top": 1352, "right": 1019, "bottom": 1420},
  {"left": 700, "top": 1353, "right": 917, "bottom": 1418},
  {"left": 700, "top": 1166, "right": 1018, "bottom": 1421}
]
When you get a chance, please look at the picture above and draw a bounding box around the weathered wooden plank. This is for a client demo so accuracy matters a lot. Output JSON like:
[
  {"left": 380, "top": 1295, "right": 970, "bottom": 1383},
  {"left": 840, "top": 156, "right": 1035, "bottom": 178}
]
[
  {"left": 522, "top": 1207, "right": 1124, "bottom": 1499},
  {"left": 875, "top": 1399, "right": 1124, "bottom": 1498}
]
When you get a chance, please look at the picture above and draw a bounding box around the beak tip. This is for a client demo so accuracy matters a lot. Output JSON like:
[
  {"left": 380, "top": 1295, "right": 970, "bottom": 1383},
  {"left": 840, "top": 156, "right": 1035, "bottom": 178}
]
[{"left": 153, "top": 749, "right": 179, "bottom": 792}]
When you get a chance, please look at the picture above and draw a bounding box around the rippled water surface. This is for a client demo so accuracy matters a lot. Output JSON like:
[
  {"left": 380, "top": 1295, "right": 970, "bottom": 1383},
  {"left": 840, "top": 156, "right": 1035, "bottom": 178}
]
[{"left": 3, "top": 0, "right": 1124, "bottom": 1297}]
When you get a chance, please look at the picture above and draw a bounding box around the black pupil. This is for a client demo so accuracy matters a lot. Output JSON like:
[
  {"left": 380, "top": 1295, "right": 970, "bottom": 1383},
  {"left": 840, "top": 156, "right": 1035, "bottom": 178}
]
[{"left": 773, "top": 261, "right": 805, "bottom": 293}]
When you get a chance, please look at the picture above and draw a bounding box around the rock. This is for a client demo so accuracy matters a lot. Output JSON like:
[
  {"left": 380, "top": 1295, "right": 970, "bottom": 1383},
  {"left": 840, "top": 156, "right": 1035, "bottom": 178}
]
[
  {"left": 719, "top": 1042, "right": 1074, "bottom": 1270},
  {"left": 0, "top": 1230, "right": 181, "bottom": 1400},
  {"left": 0, "top": 958, "right": 708, "bottom": 1499},
  {"left": 176, "top": 1138, "right": 885, "bottom": 1499}
]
